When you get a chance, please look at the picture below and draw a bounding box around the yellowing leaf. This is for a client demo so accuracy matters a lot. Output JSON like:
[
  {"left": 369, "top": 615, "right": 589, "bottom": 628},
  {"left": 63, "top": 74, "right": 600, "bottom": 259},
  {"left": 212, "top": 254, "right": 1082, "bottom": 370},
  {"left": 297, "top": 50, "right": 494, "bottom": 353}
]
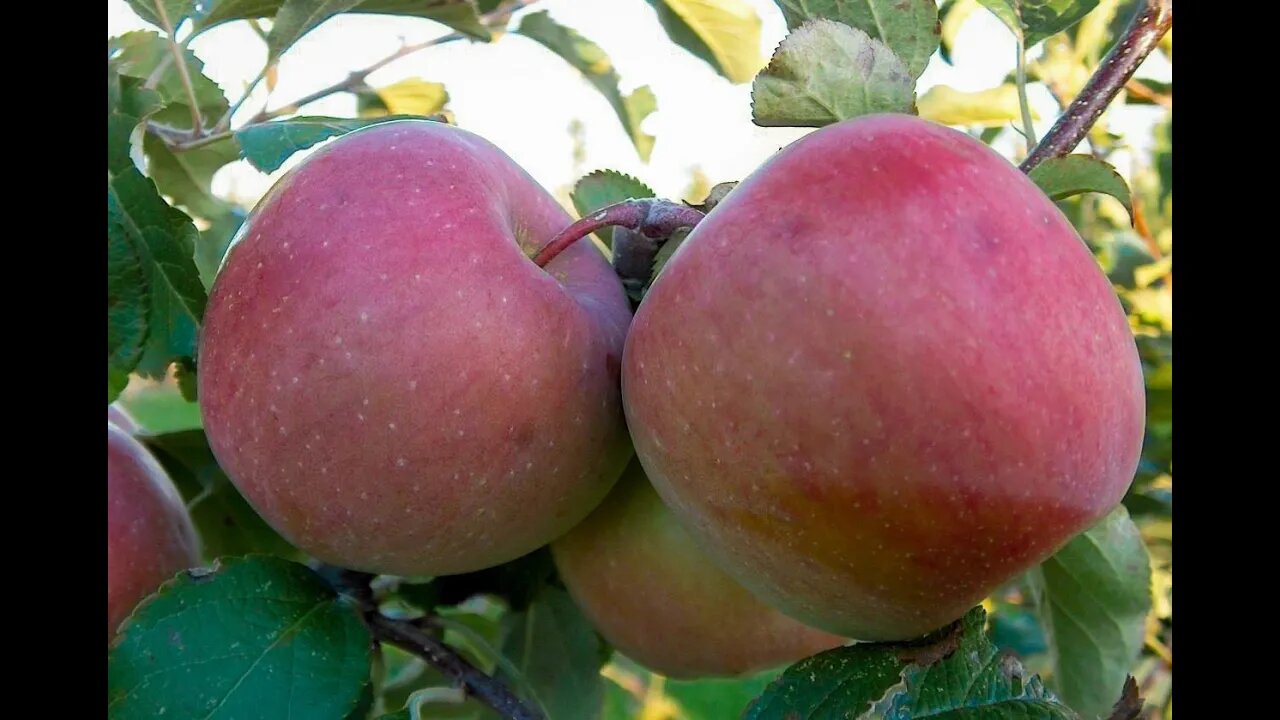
[
  {"left": 917, "top": 84, "right": 1031, "bottom": 127},
  {"left": 359, "top": 78, "right": 449, "bottom": 117},
  {"left": 648, "top": 0, "right": 765, "bottom": 84}
]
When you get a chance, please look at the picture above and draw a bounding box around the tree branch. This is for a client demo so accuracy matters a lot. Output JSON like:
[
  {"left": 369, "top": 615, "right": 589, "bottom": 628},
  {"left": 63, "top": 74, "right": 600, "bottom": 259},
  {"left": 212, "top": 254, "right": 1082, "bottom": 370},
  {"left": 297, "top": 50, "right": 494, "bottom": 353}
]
[
  {"left": 532, "top": 199, "right": 705, "bottom": 268},
  {"left": 246, "top": 34, "right": 467, "bottom": 124},
  {"left": 216, "top": 61, "right": 275, "bottom": 132},
  {"left": 156, "top": 1, "right": 204, "bottom": 135},
  {"left": 329, "top": 569, "right": 544, "bottom": 720},
  {"left": 240, "top": 0, "right": 539, "bottom": 126},
  {"left": 368, "top": 615, "right": 543, "bottom": 720},
  {"left": 1019, "top": 0, "right": 1172, "bottom": 173}
]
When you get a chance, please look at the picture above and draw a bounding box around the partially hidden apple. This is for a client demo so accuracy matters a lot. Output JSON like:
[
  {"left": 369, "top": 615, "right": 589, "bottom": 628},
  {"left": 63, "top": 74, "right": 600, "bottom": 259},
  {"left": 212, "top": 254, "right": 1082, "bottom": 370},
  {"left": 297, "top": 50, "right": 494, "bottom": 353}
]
[
  {"left": 622, "top": 114, "right": 1145, "bottom": 641},
  {"left": 198, "top": 120, "right": 633, "bottom": 576},
  {"left": 108, "top": 403, "right": 139, "bottom": 435},
  {"left": 108, "top": 422, "right": 200, "bottom": 641},
  {"left": 553, "top": 458, "right": 844, "bottom": 678}
]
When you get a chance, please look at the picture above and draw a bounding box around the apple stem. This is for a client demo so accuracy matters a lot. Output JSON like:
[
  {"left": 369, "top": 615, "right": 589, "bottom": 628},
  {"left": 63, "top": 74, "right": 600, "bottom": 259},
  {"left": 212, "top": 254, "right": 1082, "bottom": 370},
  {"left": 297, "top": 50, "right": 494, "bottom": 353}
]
[
  {"left": 327, "top": 568, "right": 545, "bottom": 720},
  {"left": 532, "top": 199, "right": 705, "bottom": 268},
  {"left": 1020, "top": 0, "right": 1172, "bottom": 173}
]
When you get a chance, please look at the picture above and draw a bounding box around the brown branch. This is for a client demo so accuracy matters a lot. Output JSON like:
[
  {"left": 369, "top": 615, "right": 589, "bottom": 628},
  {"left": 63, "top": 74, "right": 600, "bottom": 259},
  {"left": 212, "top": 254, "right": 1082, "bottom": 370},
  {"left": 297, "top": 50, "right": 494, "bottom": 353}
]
[
  {"left": 531, "top": 199, "right": 705, "bottom": 268},
  {"left": 1020, "top": 0, "right": 1172, "bottom": 172},
  {"left": 242, "top": 0, "right": 539, "bottom": 125},
  {"left": 330, "top": 569, "right": 544, "bottom": 720},
  {"left": 246, "top": 34, "right": 466, "bottom": 124}
]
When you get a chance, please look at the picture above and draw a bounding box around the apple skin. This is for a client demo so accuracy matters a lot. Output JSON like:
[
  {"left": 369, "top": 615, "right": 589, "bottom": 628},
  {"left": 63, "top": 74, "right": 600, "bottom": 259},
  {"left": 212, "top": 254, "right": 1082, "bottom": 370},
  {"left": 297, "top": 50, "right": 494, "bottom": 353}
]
[
  {"left": 108, "top": 423, "right": 199, "bottom": 640},
  {"left": 621, "top": 114, "right": 1145, "bottom": 641},
  {"left": 553, "top": 458, "right": 844, "bottom": 679},
  {"left": 198, "top": 120, "right": 633, "bottom": 577},
  {"left": 107, "top": 404, "right": 139, "bottom": 435}
]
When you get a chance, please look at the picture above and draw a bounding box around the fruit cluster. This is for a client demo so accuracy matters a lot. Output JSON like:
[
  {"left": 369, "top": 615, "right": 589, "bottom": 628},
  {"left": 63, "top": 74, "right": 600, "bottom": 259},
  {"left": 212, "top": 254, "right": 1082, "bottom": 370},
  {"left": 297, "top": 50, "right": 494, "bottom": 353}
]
[{"left": 108, "top": 116, "right": 1144, "bottom": 678}]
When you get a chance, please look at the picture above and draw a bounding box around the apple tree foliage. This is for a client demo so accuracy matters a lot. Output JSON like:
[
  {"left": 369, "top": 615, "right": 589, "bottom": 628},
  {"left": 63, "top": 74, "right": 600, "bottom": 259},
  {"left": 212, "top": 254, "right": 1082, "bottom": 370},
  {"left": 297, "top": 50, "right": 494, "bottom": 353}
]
[{"left": 107, "top": 0, "right": 1172, "bottom": 718}]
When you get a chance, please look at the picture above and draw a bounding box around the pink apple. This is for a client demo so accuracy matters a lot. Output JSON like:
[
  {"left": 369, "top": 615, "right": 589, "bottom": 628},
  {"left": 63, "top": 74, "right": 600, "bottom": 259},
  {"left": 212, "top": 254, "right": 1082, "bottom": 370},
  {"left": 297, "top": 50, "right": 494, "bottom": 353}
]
[
  {"left": 198, "top": 120, "right": 633, "bottom": 576},
  {"left": 108, "top": 422, "right": 199, "bottom": 640},
  {"left": 622, "top": 114, "right": 1145, "bottom": 641},
  {"left": 553, "top": 459, "right": 844, "bottom": 678}
]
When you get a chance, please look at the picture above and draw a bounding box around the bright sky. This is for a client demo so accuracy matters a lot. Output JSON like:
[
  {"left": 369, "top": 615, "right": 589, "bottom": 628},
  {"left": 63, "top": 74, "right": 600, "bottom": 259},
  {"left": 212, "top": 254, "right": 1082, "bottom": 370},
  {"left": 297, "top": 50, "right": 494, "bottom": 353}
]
[{"left": 107, "top": 1, "right": 1170, "bottom": 209}]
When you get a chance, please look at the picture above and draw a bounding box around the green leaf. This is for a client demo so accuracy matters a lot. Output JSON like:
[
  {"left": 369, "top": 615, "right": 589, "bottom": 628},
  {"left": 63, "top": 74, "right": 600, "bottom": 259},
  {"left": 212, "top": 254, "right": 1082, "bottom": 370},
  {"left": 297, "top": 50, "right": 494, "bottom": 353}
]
[
  {"left": 978, "top": 0, "right": 1100, "bottom": 45},
  {"left": 1029, "top": 154, "right": 1133, "bottom": 217},
  {"left": 602, "top": 678, "right": 641, "bottom": 720},
  {"left": 917, "top": 84, "right": 1029, "bottom": 127},
  {"left": 666, "top": 670, "right": 779, "bottom": 719},
  {"left": 650, "top": 227, "right": 688, "bottom": 282},
  {"left": 774, "top": 0, "right": 940, "bottom": 79},
  {"left": 108, "top": 155, "right": 207, "bottom": 377},
  {"left": 357, "top": 78, "right": 450, "bottom": 117},
  {"left": 235, "top": 115, "right": 437, "bottom": 172},
  {"left": 197, "top": 208, "right": 248, "bottom": 290},
  {"left": 500, "top": 584, "right": 607, "bottom": 720},
  {"left": 268, "top": 0, "right": 363, "bottom": 59},
  {"left": 109, "top": 366, "right": 131, "bottom": 404},
  {"left": 1028, "top": 507, "right": 1152, "bottom": 719},
  {"left": 143, "top": 133, "right": 241, "bottom": 218},
  {"left": 1021, "top": 0, "right": 1101, "bottom": 45},
  {"left": 144, "top": 430, "right": 301, "bottom": 560},
  {"left": 356, "top": 0, "right": 492, "bottom": 40},
  {"left": 108, "top": 556, "right": 371, "bottom": 719},
  {"left": 517, "top": 11, "right": 657, "bottom": 161},
  {"left": 128, "top": 0, "right": 198, "bottom": 31},
  {"left": 108, "top": 68, "right": 160, "bottom": 384},
  {"left": 988, "top": 604, "right": 1048, "bottom": 658},
  {"left": 196, "top": 0, "right": 492, "bottom": 40},
  {"left": 112, "top": 31, "right": 229, "bottom": 129},
  {"left": 646, "top": 0, "right": 764, "bottom": 84},
  {"left": 570, "top": 170, "right": 655, "bottom": 248},
  {"left": 194, "top": 0, "right": 290, "bottom": 30},
  {"left": 108, "top": 217, "right": 151, "bottom": 381},
  {"left": 977, "top": 0, "right": 1023, "bottom": 39},
  {"left": 751, "top": 19, "right": 916, "bottom": 128},
  {"left": 745, "top": 608, "right": 1080, "bottom": 719}
]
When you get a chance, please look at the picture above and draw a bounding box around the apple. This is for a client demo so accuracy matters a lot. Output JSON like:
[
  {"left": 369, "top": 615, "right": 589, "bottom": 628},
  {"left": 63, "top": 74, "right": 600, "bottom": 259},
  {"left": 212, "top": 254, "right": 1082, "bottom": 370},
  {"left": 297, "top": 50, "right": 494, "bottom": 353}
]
[
  {"left": 553, "top": 459, "right": 843, "bottom": 678},
  {"left": 108, "top": 403, "right": 139, "bottom": 435},
  {"left": 198, "top": 120, "right": 633, "bottom": 577},
  {"left": 108, "top": 422, "right": 199, "bottom": 640},
  {"left": 622, "top": 114, "right": 1145, "bottom": 641}
]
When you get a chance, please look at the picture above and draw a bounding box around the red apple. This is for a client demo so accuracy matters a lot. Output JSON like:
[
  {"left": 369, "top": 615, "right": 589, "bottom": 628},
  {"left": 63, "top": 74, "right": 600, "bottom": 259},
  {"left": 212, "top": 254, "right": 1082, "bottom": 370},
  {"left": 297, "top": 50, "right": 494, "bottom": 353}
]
[
  {"left": 108, "top": 423, "right": 199, "bottom": 640},
  {"left": 198, "top": 120, "right": 633, "bottom": 576},
  {"left": 622, "top": 114, "right": 1145, "bottom": 641},
  {"left": 553, "top": 459, "right": 843, "bottom": 678}
]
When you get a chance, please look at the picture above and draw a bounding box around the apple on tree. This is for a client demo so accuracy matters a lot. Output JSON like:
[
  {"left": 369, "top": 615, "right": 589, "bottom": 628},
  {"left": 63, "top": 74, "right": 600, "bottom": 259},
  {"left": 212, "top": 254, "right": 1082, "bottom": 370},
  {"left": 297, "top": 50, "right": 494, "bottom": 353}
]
[
  {"left": 622, "top": 114, "right": 1146, "bottom": 641},
  {"left": 107, "top": 423, "right": 200, "bottom": 641},
  {"left": 553, "top": 458, "right": 844, "bottom": 679},
  {"left": 107, "top": 403, "right": 139, "bottom": 435},
  {"left": 198, "top": 120, "right": 634, "bottom": 577}
]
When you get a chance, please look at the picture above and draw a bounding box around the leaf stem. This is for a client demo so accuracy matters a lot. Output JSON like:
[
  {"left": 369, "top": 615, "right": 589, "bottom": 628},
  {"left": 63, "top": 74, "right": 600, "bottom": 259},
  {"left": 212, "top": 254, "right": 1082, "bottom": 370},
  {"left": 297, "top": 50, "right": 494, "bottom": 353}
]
[
  {"left": 217, "top": 61, "right": 275, "bottom": 132},
  {"left": 1015, "top": 35, "right": 1037, "bottom": 150},
  {"left": 168, "top": 130, "right": 235, "bottom": 151},
  {"left": 1020, "top": 0, "right": 1172, "bottom": 173}
]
